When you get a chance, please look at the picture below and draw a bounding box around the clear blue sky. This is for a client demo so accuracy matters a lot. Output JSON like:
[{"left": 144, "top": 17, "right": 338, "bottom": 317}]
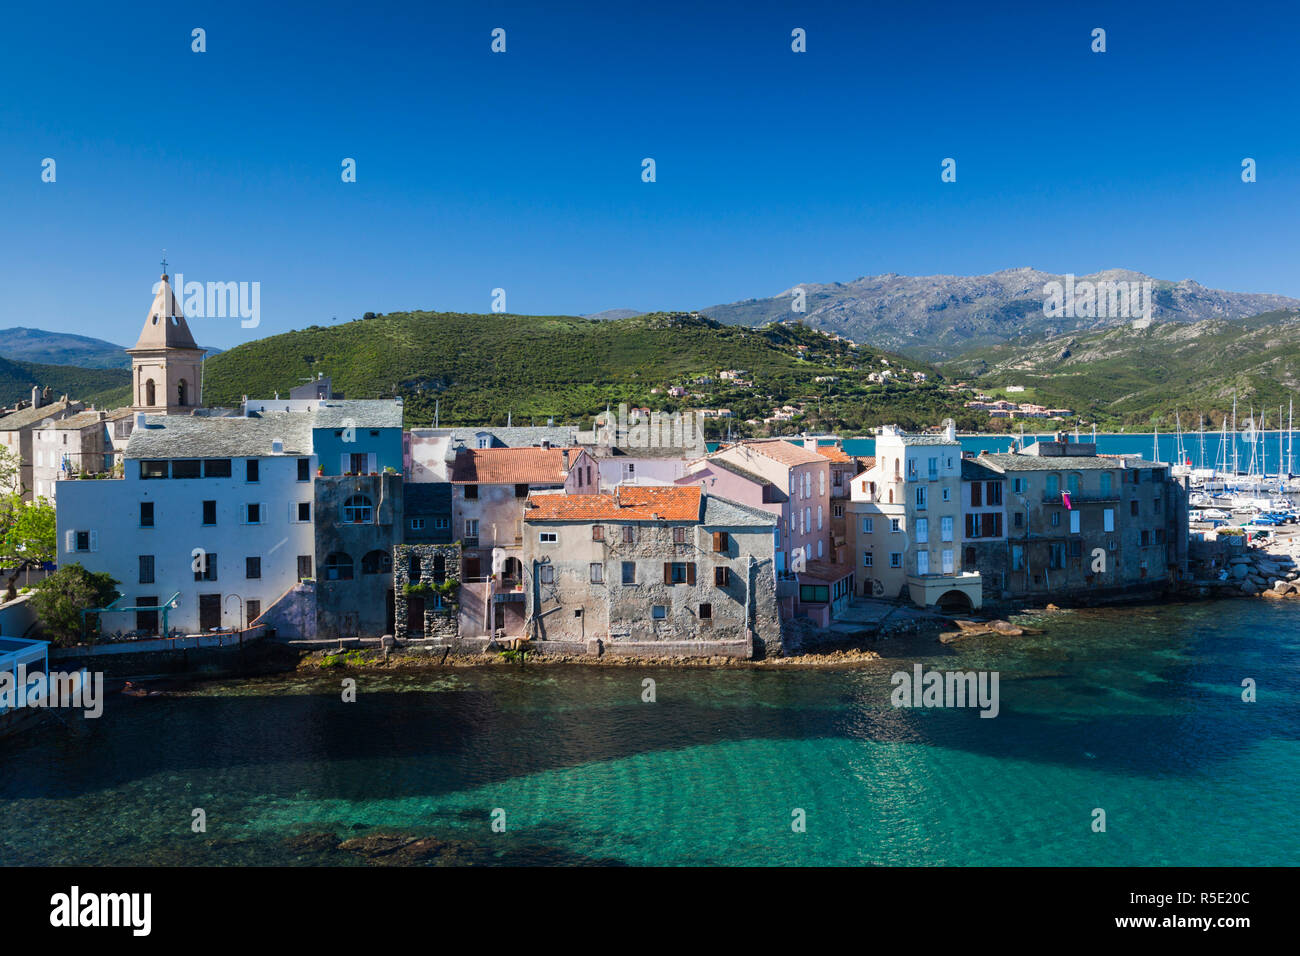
[{"left": 2, "top": 0, "right": 1297, "bottom": 350}]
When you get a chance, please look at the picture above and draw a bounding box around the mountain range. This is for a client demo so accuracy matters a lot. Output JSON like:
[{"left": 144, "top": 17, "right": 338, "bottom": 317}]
[
  {"left": 700, "top": 268, "right": 1300, "bottom": 361},
  {"left": 0, "top": 327, "right": 222, "bottom": 369}
]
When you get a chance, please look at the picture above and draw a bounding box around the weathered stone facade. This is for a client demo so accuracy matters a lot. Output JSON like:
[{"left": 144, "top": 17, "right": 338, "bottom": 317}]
[
  {"left": 393, "top": 543, "right": 461, "bottom": 641},
  {"left": 315, "top": 473, "right": 401, "bottom": 638}
]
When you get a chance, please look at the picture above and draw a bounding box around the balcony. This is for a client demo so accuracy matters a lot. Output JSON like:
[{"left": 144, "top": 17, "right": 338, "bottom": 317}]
[{"left": 1042, "top": 492, "right": 1120, "bottom": 504}]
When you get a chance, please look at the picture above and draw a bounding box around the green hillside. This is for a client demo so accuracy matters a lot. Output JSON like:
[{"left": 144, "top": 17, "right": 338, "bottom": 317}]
[
  {"left": 0, "top": 356, "right": 130, "bottom": 409},
  {"left": 941, "top": 311, "right": 1300, "bottom": 428},
  {"left": 202, "top": 310, "right": 981, "bottom": 434}
]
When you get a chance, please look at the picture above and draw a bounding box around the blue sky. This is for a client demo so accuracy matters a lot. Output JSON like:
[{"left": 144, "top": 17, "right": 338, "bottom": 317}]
[{"left": 2, "top": 0, "right": 1297, "bottom": 350}]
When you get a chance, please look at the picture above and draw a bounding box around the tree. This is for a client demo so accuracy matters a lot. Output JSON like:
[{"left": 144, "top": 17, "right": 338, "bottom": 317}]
[
  {"left": 28, "top": 564, "right": 119, "bottom": 647},
  {"left": 0, "top": 493, "right": 56, "bottom": 599}
]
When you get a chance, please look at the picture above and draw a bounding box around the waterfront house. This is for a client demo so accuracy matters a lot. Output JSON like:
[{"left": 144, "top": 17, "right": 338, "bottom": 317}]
[
  {"left": 0, "top": 390, "right": 85, "bottom": 498},
  {"left": 961, "top": 457, "right": 1008, "bottom": 601},
  {"left": 520, "top": 486, "right": 781, "bottom": 657},
  {"left": 846, "top": 424, "right": 983, "bottom": 611},
  {"left": 974, "top": 434, "right": 1189, "bottom": 598}
]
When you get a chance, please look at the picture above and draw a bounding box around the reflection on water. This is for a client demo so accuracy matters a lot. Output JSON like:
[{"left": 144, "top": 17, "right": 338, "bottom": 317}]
[{"left": 2, "top": 601, "right": 1298, "bottom": 866}]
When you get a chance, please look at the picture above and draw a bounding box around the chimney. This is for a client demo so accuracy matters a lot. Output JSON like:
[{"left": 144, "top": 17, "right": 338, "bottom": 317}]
[
  {"left": 30, "top": 386, "right": 40, "bottom": 410},
  {"left": 944, "top": 420, "right": 957, "bottom": 441},
  {"left": 135, "top": 412, "right": 148, "bottom": 430},
  {"left": 561, "top": 449, "right": 570, "bottom": 471}
]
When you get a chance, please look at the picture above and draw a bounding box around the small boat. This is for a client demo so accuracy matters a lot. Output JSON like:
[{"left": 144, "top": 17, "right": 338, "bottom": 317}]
[{"left": 120, "top": 681, "right": 165, "bottom": 699}]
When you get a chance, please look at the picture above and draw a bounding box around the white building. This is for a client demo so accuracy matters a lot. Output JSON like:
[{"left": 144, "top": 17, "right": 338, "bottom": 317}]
[{"left": 56, "top": 410, "right": 318, "bottom": 635}]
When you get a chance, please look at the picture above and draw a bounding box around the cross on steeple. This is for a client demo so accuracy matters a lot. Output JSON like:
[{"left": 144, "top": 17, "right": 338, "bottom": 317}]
[{"left": 161, "top": 250, "right": 168, "bottom": 277}]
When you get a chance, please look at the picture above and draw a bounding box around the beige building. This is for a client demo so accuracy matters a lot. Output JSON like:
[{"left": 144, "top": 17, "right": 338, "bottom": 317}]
[
  {"left": 0, "top": 390, "right": 85, "bottom": 497},
  {"left": 31, "top": 409, "right": 113, "bottom": 502},
  {"left": 846, "top": 424, "right": 983, "bottom": 611}
]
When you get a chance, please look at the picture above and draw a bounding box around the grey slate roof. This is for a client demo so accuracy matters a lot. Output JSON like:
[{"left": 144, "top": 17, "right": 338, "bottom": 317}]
[
  {"left": 311, "top": 400, "right": 404, "bottom": 430},
  {"left": 404, "top": 482, "right": 452, "bottom": 513},
  {"left": 978, "top": 452, "right": 1166, "bottom": 472},
  {"left": 702, "top": 493, "right": 778, "bottom": 527},
  {"left": 0, "top": 400, "right": 79, "bottom": 432},
  {"left": 127, "top": 413, "right": 314, "bottom": 459},
  {"left": 433, "top": 425, "right": 577, "bottom": 448},
  {"left": 961, "top": 458, "right": 1004, "bottom": 481}
]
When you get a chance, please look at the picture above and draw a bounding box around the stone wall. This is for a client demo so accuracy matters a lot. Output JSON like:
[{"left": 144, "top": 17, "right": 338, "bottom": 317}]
[{"left": 393, "top": 543, "right": 460, "bottom": 640}]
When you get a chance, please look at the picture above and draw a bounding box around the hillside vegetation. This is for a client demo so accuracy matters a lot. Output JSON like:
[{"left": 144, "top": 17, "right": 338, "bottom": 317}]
[
  {"left": 942, "top": 311, "right": 1300, "bottom": 428},
  {"left": 201, "top": 310, "right": 982, "bottom": 434}
]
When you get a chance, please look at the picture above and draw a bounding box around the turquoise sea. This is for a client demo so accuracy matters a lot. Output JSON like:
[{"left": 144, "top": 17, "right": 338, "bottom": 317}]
[{"left": 2, "top": 600, "right": 1298, "bottom": 866}]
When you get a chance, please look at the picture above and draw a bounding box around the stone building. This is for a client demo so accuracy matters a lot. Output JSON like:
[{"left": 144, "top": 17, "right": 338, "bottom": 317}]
[
  {"left": 975, "top": 435, "right": 1189, "bottom": 598},
  {"left": 0, "top": 390, "right": 85, "bottom": 497},
  {"left": 314, "top": 472, "right": 402, "bottom": 638},
  {"left": 31, "top": 409, "right": 114, "bottom": 502},
  {"left": 520, "top": 486, "right": 781, "bottom": 658},
  {"left": 392, "top": 543, "right": 460, "bottom": 640},
  {"left": 127, "top": 273, "right": 206, "bottom": 414}
]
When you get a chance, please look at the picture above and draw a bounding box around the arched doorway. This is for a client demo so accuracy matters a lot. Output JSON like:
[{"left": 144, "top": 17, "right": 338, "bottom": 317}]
[
  {"left": 936, "top": 589, "right": 974, "bottom": 613},
  {"left": 177, "top": 379, "right": 188, "bottom": 406}
]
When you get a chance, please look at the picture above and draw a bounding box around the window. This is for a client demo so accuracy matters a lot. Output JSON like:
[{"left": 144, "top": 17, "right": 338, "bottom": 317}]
[
  {"left": 1013, "top": 477, "right": 1027, "bottom": 494},
  {"left": 1051, "top": 511, "right": 1061, "bottom": 527},
  {"left": 863, "top": 551, "right": 873, "bottom": 568},
  {"left": 141, "top": 459, "right": 168, "bottom": 479},
  {"left": 361, "top": 550, "right": 392, "bottom": 574},
  {"left": 138, "top": 555, "right": 155, "bottom": 584},
  {"left": 712, "top": 531, "right": 729, "bottom": 552},
  {"left": 202, "top": 500, "right": 217, "bottom": 525},
  {"left": 819, "top": 471, "right": 825, "bottom": 496},
  {"left": 673, "top": 527, "right": 688, "bottom": 544},
  {"left": 298, "top": 555, "right": 313, "bottom": 580},
  {"left": 477, "top": 435, "right": 491, "bottom": 449},
  {"left": 1046, "top": 474, "right": 1060, "bottom": 497},
  {"left": 1130, "top": 500, "right": 1140, "bottom": 516},
  {"left": 714, "top": 566, "right": 730, "bottom": 586},
  {"left": 592, "top": 525, "right": 605, "bottom": 541},
  {"left": 942, "top": 487, "right": 951, "bottom": 502},
  {"left": 459, "top": 484, "right": 479, "bottom": 502},
  {"left": 246, "top": 503, "right": 262, "bottom": 524},
  {"left": 194, "top": 552, "right": 217, "bottom": 581},
  {"left": 350, "top": 452, "right": 368, "bottom": 474},
  {"left": 1067, "top": 474, "right": 1080, "bottom": 496},
  {"left": 941, "top": 516, "right": 953, "bottom": 542},
  {"left": 966, "top": 513, "right": 980, "bottom": 538},
  {"left": 917, "top": 550, "right": 929, "bottom": 575},
  {"left": 915, "top": 518, "right": 929, "bottom": 544},
  {"left": 410, "top": 517, "right": 425, "bottom": 531},
  {"left": 515, "top": 483, "right": 529, "bottom": 498},
  {"left": 916, "top": 486, "right": 927, "bottom": 509},
  {"left": 1100, "top": 472, "right": 1112, "bottom": 497},
  {"left": 890, "top": 552, "right": 902, "bottom": 569},
  {"left": 140, "top": 502, "right": 154, "bottom": 527},
  {"left": 539, "top": 565, "right": 555, "bottom": 585},
  {"left": 246, "top": 460, "right": 259, "bottom": 482},
  {"left": 1011, "top": 545, "right": 1024, "bottom": 570},
  {"left": 1140, "top": 530, "right": 1151, "bottom": 546},
  {"left": 409, "top": 554, "right": 423, "bottom": 581},
  {"left": 1049, "top": 543, "right": 1065, "bottom": 569},
  {"left": 1154, "top": 496, "right": 1162, "bottom": 513},
  {"left": 172, "top": 460, "right": 201, "bottom": 479},
  {"left": 622, "top": 561, "right": 636, "bottom": 585},
  {"left": 297, "top": 458, "right": 311, "bottom": 481},
  {"left": 964, "top": 546, "right": 976, "bottom": 567},
  {"left": 539, "top": 531, "right": 558, "bottom": 544},
  {"left": 298, "top": 502, "right": 311, "bottom": 522},
  {"left": 465, "top": 518, "right": 479, "bottom": 539},
  {"left": 1013, "top": 512, "right": 1023, "bottom": 528},
  {"left": 927, "top": 457, "right": 938, "bottom": 479},
  {"left": 246, "top": 557, "right": 261, "bottom": 579},
  {"left": 800, "top": 584, "right": 830, "bottom": 603},
  {"left": 833, "top": 504, "right": 843, "bottom": 517},
  {"left": 942, "top": 549, "right": 953, "bottom": 574},
  {"left": 987, "top": 482, "right": 1002, "bottom": 505},
  {"left": 589, "top": 563, "right": 604, "bottom": 584},
  {"left": 817, "top": 505, "right": 823, "bottom": 530},
  {"left": 434, "top": 518, "right": 449, "bottom": 530},
  {"left": 699, "top": 603, "right": 712, "bottom": 620},
  {"left": 652, "top": 605, "right": 667, "bottom": 620},
  {"left": 204, "top": 459, "right": 232, "bottom": 478},
  {"left": 324, "top": 552, "right": 354, "bottom": 581},
  {"left": 344, "top": 494, "right": 373, "bottom": 523},
  {"left": 432, "top": 554, "right": 446, "bottom": 583},
  {"left": 861, "top": 517, "right": 874, "bottom": 534},
  {"left": 622, "top": 525, "right": 636, "bottom": 544},
  {"left": 247, "top": 600, "right": 261, "bottom": 623},
  {"left": 890, "top": 518, "right": 901, "bottom": 533},
  {"left": 666, "top": 562, "right": 695, "bottom": 585},
  {"left": 1069, "top": 511, "right": 1080, "bottom": 533}
]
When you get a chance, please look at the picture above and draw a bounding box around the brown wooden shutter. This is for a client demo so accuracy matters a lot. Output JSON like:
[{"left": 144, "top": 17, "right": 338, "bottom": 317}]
[
  {"left": 712, "top": 531, "right": 723, "bottom": 552},
  {"left": 687, "top": 562, "right": 696, "bottom": 586},
  {"left": 663, "top": 563, "right": 672, "bottom": 585}
]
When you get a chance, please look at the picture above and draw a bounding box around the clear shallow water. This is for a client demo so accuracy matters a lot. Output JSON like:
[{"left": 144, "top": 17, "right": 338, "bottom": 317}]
[{"left": 2, "top": 601, "right": 1298, "bottom": 866}]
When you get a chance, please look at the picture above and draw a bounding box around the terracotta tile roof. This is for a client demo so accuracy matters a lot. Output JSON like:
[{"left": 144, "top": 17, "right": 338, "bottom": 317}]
[
  {"left": 525, "top": 486, "right": 702, "bottom": 522},
  {"left": 725, "top": 439, "right": 826, "bottom": 467},
  {"left": 451, "top": 446, "right": 577, "bottom": 484},
  {"left": 815, "top": 444, "right": 854, "bottom": 464},
  {"left": 803, "top": 559, "right": 855, "bottom": 582}
]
